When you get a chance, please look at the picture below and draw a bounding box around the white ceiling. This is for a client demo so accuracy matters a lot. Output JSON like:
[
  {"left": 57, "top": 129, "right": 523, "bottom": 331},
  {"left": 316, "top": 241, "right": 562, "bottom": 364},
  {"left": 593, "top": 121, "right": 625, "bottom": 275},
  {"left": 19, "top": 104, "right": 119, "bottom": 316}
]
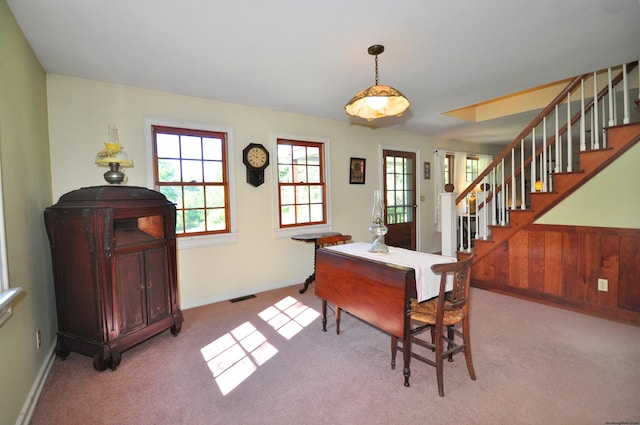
[{"left": 7, "top": 0, "right": 640, "bottom": 145}]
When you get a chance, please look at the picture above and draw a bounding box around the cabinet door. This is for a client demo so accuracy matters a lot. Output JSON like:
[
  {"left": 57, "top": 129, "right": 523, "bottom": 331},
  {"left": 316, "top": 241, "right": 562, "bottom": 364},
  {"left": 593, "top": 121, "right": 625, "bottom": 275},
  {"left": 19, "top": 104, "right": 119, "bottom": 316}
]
[
  {"left": 145, "top": 247, "right": 171, "bottom": 324},
  {"left": 114, "top": 251, "right": 147, "bottom": 335}
]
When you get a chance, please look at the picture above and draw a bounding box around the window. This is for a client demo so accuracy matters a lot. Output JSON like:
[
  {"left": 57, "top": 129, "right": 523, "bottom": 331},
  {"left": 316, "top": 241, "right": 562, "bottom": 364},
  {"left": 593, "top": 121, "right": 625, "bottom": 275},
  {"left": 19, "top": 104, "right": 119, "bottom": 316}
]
[
  {"left": 0, "top": 161, "right": 20, "bottom": 325},
  {"left": 276, "top": 138, "right": 326, "bottom": 228},
  {"left": 152, "top": 125, "right": 231, "bottom": 237},
  {"left": 466, "top": 156, "right": 479, "bottom": 182},
  {"left": 444, "top": 153, "right": 454, "bottom": 185}
]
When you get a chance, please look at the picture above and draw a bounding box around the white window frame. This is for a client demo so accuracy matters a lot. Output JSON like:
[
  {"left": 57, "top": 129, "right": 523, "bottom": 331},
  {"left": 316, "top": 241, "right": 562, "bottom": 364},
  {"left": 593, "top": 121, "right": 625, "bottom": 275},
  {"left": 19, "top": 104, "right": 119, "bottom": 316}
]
[
  {"left": 271, "top": 132, "right": 333, "bottom": 239},
  {"left": 0, "top": 161, "right": 22, "bottom": 325},
  {"left": 144, "top": 117, "right": 238, "bottom": 249}
]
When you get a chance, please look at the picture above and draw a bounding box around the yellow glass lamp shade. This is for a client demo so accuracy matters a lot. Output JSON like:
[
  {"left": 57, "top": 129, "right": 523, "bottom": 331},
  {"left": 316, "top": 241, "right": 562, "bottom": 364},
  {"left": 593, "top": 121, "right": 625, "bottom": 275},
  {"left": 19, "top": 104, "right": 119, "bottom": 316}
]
[{"left": 95, "top": 142, "right": 133, "bottom": 184}]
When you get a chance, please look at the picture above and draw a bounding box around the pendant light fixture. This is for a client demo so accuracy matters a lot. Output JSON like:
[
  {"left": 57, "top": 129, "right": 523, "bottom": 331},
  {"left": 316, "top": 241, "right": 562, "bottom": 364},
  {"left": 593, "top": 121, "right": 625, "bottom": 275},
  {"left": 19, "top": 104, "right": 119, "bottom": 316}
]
[{"left": 345, "top": 44, "right": 410, "bottom": 121}]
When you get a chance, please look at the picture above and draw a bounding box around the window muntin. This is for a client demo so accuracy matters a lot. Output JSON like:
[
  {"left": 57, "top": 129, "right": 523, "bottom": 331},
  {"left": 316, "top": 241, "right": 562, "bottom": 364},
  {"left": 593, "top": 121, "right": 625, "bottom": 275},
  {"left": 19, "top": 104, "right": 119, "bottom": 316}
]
[
  {"left": 153, "top": 125, "right": 230, "bottom": 236},
  {"left": 277, "top": 139, "right": 326, "bottom": 228},
  {"left": 466, "top": 156, "right": 479, "bottom": 182}
]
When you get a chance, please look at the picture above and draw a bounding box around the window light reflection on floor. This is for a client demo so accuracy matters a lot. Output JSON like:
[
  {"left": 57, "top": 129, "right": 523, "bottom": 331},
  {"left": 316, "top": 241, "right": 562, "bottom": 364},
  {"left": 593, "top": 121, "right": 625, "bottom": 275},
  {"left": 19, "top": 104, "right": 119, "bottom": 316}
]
[
  {"left": 200, "top": 296, "right": 320, "bottom": 395},
  {"left": 259, "top": 296, "right": 320, "bottom": 339}
]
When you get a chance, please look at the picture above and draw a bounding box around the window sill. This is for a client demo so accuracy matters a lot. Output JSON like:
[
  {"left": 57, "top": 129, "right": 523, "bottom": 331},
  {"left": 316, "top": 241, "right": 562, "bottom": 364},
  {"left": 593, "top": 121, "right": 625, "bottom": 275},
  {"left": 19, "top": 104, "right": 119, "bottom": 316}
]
[
  {"left": 177, "top": 232, "right": 239, "bottom": 250},
  {"left": 274, "top": 224, "right": 334, "bottom": 239},
  {"left": 0, "top": 287, "right": 23, "bottom": 326}
]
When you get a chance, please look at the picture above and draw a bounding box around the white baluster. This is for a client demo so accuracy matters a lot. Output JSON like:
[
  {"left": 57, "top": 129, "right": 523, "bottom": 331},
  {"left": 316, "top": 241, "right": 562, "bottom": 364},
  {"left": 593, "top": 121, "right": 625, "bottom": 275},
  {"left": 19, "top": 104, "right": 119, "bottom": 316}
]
[
  {"left": 580, "top": 78, "right": 586, "bottom": 151},
  {"left": 520, "top": 139, "right": 526, "bottom": 209},
  {"left": 567, "top": 92, "right": 572, "bottom": 172},
  {"left": 589, "top": 109, "right": 595, "bottom": 149},
  {"left": 623, "top": 63, "right": 630, "bottom": 124},
  {"left": 608, "top": 68, "right": 615, "bottom": 126},
  {"left": 548, "top": 144, "right": 554, "bottom": 192},
  {"left": 466, "top": 195, "right": 472, "bottom": 252},
  {"left": 593, "top": 72, "right": 600, "bottom": 149},
  {"left": 491, "top": 169, "right": 497, "bottom": 226},
  {"left": 602, "top": 97, "right": 607, "bottom": 148},
  {"left": 459, "top": 213, "right": 464, "bottom": 252},
  {"left": 501, "top": 158, "right": 506, "bottom": 225},
  {"left": 555, "top": 105, "right": 561, "bottom": 172},
  {"left": 531, "top": 127, "right": 536, "bottom": 191},
  {"left": 511, "top": 148, "right": 516, "bottom": 210},
  {"left": 542, "top": 117, "right": 548, "bottom": 191}
]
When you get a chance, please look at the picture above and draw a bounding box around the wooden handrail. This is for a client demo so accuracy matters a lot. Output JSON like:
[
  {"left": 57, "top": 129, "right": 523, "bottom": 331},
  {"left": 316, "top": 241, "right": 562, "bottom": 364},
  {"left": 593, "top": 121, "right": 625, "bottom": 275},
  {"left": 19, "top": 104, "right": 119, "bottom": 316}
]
[{"left": 456, "top": 61, "right": 638, "bottom": 205}]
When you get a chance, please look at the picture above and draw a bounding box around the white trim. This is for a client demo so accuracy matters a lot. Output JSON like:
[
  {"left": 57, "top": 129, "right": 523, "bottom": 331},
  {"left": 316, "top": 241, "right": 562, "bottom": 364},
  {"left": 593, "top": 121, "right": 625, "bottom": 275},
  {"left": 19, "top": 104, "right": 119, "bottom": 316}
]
[
  {"left": 143, "top": 117, "right": 239, "bottom": 248},
  {"left": 180, "top": 279, "right": 303, "bottom": 310},
  {"left": 270, "top": 132, "right": 332, "bottom": 239},
  {"left": 379, "top": 144, "right": 422, "bottom": 252},
  {"left": 15, "top": 343, "right": 57, "bottom": 425}
]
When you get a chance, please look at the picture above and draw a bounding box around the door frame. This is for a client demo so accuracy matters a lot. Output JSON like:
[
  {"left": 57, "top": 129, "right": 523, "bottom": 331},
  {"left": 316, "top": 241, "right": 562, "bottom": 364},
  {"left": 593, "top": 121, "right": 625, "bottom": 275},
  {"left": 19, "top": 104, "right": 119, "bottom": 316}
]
[{"left": 377, "top": 145, "right": 421, "bottom": 252}]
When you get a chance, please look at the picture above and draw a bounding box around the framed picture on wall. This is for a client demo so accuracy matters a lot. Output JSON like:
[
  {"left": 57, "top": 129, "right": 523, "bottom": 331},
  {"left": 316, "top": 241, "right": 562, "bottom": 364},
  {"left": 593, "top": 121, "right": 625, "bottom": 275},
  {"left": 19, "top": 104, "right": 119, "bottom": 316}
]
[
  {"left": 349, "top": 157, "right": 366, "bottom": 184},
  {"left": 424, "top": 162, "right": 431, "bottom": 179}
]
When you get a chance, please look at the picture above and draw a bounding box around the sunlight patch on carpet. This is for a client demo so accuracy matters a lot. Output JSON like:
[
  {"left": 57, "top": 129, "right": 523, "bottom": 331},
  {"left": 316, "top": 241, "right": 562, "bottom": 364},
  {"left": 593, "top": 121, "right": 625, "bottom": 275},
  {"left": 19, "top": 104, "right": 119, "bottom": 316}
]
[
  {"left": 199, "top": 296, "right": 319, "bottom": 396},
  {"left": 201, "top": 322, "right": 278, "bottom": 395},
  {"left": 258, "top": 296, "right": 320, "bottom": 340}
]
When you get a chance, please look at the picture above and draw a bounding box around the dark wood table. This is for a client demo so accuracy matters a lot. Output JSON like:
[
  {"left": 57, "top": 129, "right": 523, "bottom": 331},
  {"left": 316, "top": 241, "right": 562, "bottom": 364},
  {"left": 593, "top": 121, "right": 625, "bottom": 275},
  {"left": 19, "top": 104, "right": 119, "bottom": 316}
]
[
  {"left": 291, "top": 231, "right": 341, "bottom": 293},
  {"left": 315, "top": 243, "right": 455, "bottom": 387}
]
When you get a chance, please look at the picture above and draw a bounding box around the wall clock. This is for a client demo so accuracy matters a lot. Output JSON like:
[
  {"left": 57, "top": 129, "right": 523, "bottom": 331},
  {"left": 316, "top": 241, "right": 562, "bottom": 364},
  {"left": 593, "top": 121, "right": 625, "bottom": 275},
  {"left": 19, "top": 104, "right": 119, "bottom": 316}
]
[{"left": 242, "top": 143, "right": 270, "bottom": 187}]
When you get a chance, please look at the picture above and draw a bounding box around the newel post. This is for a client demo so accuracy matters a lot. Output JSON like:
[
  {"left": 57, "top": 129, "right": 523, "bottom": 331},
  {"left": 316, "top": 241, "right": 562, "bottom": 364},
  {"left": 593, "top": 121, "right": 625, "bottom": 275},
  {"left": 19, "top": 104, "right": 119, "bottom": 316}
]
[{"left": 440, "top": 191, "right": 457, "bottom": 257}]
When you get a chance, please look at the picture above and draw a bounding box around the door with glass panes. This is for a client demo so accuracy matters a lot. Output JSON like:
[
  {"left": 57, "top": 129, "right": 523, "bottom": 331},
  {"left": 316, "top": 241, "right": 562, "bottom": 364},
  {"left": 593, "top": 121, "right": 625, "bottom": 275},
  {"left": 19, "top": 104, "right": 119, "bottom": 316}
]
[{"left": 383, "top": 149, "right": 416, "bottom": 250}]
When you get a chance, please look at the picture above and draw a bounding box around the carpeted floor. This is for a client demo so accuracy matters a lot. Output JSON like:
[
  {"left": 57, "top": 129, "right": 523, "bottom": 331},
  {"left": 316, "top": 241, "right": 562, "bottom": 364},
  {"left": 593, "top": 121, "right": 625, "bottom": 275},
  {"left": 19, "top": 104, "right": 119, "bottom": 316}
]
[{"left": 29, "top": 285, "right": 640, "bottom": 425}]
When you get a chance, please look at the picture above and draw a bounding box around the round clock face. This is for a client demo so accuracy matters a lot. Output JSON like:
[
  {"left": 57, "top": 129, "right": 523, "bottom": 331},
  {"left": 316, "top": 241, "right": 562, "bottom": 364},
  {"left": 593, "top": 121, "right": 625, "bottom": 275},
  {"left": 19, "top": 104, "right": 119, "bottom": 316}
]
[{"left": 246, "top": 146, "right": 268, "bottom": 168}]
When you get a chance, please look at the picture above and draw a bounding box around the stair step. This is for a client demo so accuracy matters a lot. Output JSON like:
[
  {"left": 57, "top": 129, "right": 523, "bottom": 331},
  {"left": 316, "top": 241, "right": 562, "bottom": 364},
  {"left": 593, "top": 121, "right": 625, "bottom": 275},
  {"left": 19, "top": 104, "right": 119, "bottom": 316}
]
[
  {"left": 463, "top": 122, "right": 640, "bottom": 265},
  {"left": 506, "top": 209, "right": 535, "bottom": 228}
]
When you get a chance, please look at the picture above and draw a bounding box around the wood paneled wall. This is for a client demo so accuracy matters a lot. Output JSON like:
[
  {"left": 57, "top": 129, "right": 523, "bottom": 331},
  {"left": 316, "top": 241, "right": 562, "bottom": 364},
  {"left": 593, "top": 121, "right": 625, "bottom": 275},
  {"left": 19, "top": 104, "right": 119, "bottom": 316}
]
[{"left": 471, "top": 224, "right": 640, "bottom": 326}]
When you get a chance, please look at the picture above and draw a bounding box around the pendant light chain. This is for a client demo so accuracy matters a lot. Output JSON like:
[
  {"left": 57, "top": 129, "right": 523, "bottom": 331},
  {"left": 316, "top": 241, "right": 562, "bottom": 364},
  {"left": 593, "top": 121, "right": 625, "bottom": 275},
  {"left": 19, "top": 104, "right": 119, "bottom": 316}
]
[{"left": 374, "top": 54, "right": 379, "bottom": 85}]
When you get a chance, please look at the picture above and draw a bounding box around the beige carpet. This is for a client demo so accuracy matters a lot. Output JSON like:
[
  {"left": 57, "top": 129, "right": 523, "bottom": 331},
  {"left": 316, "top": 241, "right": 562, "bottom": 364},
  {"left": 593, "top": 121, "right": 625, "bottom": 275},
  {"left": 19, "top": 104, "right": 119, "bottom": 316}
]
[{"left": 30, "top": 285, "right": 640, "bottom": 425}]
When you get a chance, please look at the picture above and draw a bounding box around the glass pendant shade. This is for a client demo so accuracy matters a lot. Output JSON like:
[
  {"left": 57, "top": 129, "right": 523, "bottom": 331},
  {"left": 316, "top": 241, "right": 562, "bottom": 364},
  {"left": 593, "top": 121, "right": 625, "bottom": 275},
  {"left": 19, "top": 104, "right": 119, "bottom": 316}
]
[
  {"left": 345, "top": 85, "right": 410, "bottom": 121},
  {"left": 345, "top": 44, "right": 410, "bottom": 121}
]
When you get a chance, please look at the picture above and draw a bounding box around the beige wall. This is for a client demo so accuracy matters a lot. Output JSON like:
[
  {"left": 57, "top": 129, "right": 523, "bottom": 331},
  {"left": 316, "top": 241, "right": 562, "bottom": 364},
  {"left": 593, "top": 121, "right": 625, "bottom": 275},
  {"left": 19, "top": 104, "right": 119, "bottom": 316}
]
[
  {"left": 46, "top": 74, "right": 497, "bottom": 308},
  {"left": 4, "top": 1, "right": 637, "bottom": 421},
  {"left": 0, "top": 1, "right": 56, "bottom": 423},
  {"left": 536, "top": 142, "right": 640, "bottom": 228}
]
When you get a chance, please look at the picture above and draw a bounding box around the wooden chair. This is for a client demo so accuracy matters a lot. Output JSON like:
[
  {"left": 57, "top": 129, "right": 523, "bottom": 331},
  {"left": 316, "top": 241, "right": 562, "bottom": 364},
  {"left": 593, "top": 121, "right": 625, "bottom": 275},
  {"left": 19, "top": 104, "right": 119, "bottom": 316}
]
[
  {"left": 317, "top": 234, "right": 352, "bottom": 334},
  {"left": 391, "top": 256, "right": 476, "bottom": 397}
]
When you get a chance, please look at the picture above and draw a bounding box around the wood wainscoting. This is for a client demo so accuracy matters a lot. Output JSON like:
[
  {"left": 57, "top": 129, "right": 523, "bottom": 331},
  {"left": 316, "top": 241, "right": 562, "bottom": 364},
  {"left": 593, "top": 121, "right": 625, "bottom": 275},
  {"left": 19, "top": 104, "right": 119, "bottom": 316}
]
[{"left": 471, "top": 224, "right": 640, "bottom": 326}]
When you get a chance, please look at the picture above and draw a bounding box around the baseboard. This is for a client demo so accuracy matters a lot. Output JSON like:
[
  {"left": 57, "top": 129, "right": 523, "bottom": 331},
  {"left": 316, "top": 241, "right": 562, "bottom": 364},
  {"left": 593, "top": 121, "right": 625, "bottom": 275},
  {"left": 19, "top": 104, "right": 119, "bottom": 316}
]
[
  {"left": 180, "top": 278, "right": 304, "bottom": 310},
  {"left": 15, "top": 342, "right": 56, "bottom": 425}
]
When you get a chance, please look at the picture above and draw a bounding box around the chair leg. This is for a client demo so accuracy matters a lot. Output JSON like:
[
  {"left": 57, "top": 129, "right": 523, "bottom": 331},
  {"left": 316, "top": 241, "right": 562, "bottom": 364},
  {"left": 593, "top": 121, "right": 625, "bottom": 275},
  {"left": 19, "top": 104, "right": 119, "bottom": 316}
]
[
  {"left": 430, "top": 326, "right": 436, "bottom": 351},
  {"left": 447, "top": 325, "right": 454, "bottom": 362},
  {"left": 462, "top": 316, "right": 476, "bottom": 381},
  {"left": 390, "top": 336, "right": 397, "bottom": 369},
  {"left": 435, "top": 325, "right": 445, "bottom": 397},
  {"left": 336, "top": 307, "right": 341, "bottom": 335},
  {"left": 321, "top": 300, "right": 327, "bottom": 332}
]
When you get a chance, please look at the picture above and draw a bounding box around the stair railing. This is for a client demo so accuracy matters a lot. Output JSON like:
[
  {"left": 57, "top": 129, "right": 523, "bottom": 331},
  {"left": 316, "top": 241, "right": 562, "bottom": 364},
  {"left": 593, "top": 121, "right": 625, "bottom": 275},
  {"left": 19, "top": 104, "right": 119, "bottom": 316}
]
[{"left": 453, "top": 61, "right": 639, "bottom": 253}]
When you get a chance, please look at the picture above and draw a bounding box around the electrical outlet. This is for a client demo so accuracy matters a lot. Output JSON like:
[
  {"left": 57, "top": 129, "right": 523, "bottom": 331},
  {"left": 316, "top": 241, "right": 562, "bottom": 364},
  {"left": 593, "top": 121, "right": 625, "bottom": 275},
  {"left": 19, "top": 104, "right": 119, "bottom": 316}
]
[
  {"left": 36, "top": 330, "right": 41, "bottom": 349},
  {"left": 597, "top": 278, "right": 608, "bottom": 292}
]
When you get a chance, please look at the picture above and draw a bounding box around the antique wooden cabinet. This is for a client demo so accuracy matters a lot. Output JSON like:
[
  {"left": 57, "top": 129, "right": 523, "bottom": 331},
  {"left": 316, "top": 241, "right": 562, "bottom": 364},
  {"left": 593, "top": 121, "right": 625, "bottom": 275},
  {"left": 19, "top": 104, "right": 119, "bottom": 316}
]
[{"left": 45, "top": 186, "right": 183, "bottom": 370}]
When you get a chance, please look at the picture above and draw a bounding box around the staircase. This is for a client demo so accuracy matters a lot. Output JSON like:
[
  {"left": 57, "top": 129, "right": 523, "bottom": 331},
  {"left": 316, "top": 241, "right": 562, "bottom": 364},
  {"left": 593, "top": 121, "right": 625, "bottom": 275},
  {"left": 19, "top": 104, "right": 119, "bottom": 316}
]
[
  {"left": 448, "top": 60, "right": 640, "bottom": 325},
  {"left": 453, "top": 61, "right": 640, "bottom": 262},
  {"left": 464, "top": 122, "right": 640, "bottom": 263}
]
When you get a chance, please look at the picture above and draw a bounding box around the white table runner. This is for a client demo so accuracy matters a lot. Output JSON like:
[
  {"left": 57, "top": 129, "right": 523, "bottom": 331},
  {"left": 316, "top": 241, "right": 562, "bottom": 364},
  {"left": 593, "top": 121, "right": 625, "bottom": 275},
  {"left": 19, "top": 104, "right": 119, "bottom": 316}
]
[{"left": 324, "top": 242, "right": 456, "bottom": 301}]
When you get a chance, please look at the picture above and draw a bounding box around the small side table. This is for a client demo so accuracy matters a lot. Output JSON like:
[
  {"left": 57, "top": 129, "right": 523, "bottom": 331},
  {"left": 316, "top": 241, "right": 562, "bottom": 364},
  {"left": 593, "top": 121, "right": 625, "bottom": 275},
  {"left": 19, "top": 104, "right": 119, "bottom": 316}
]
[{"left": 291, "top": 232, "right": 341, "bottom": 293}]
